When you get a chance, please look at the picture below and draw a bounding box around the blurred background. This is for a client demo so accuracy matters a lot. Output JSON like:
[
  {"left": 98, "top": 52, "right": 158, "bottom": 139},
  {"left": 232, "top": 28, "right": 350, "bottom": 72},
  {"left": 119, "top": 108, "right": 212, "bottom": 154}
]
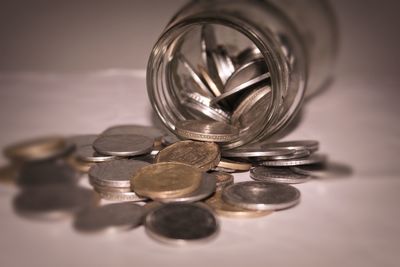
[{"left": 0, "top": 1, "right": 399, "bottom": 267}]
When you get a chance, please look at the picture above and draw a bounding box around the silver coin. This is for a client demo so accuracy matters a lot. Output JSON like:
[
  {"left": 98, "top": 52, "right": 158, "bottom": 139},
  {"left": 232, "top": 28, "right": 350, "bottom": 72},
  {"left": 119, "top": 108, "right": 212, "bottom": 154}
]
[
  {"left": 221, "top": 145, "right": 294, "bottom": 158},
  {"left": 76, "top": 144, "right": 116, "bottom": 163},
  {"left": 252, "top": 149, "right": 310, "bottom": 161},
  {"left": 211, "top": 46, "right": 235, "bottom": 85},
  {"left": 154, "top": 173, "right": 216, "bottom": 203},
  {"left": 102, "top": 125, "right": 165, "bottom": 141},
  {"left": 74, "top": 202, "right": 144, "bottom": 233},
  {"left": 182, "top": 92, "right": 230, "bottom": 122},
  {"left": 261, "top": 140, "right": 319, "bottom": 153},
  {"left": 178, "top": 53, "right": 214, "bottom": 98},
  {"left": 259, "top": 153, "right": 327, "bottom": 167},
  {"left": 92, "top": 184, "right": 132, "bottom": 193},
  {"left": 211, "top": 166, "right": 236, "bottom": 173},
  {"left": 175, "top": 120, "right": 239, "bottom": 143},
  {"left": 98, "top": 191, "right": 148, "bottom": 202},
  {"left": 236, "top": 46, "right": 263, "bottom": 65},
  {"left": 250, "top": 166, "right": 310, "bottom": 184},
  {"left": 145, "top": 202, "right": 219, "bottom": 245},
  {"left": 222, "top": 181, "right": 301, "bottom": 211},
  {"left": 13, "top": 185, "right": 98, "bottom": 221},
  {"left": 93, "top": 134, "right": 154, "bottom": 157},
  {"left": 89, "top": 159, "right": 150, "bottom": 188},
  {"left": 290, "top": 162, "right": 351, "bottom": 179}
]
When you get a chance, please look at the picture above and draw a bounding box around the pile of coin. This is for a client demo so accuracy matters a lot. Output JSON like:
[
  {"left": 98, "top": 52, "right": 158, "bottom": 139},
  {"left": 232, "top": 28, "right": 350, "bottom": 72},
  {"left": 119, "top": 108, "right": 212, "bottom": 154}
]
[
  {"left": 1, "top": 124, "right": 329, "bottom": 245},
  {"left": 175, "top": 25, "right": 272, "bottom": 142}
]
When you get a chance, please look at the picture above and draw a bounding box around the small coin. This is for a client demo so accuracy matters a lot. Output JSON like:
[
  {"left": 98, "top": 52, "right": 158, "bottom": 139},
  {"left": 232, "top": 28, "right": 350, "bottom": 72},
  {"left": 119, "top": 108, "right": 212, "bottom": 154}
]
[
  {"left": 93, "top": 134, "right": 154, "bottom": 157},
  {"left": 250, "top": 166, "right": 310, "bottom": 184},
  {"left": 259, "top": 153, "right": 327, "bottom": 167},
  {"left": 175, "top": 120, "right": 239, "bottom": 143},
  {"left": 156, "top": 140, "right": 220, "bottom": 171},
  {"left": 97, "top": 191, "right": 148, "bottom": 202},
  {"left": 4, "top": 136, "right": 70, "bottom": 162},
  {"left": 217, "top": 158, "right": 252, "bottom": 171},
  {"left": 102, "top": 125, "right": 165, "bottom": 141},
  {"left": 222, "top": 181, "right": 301, "bottom": 211},
  {"left": 222, "top": 145, "right": 294, "bottom": 158},
  {"left": 210, "top": 171, "right": 234, "bottom": 189},
  {"left": 74, "top": 202, "right": 144, "bottom": 233},
  {"left": 17, "top": 160, "right": 81, "bottom": 187},
  {"left": 131, "top": 162, "right": 203, "bottom": 199},
  {"left": 205, "top": 191, "right": 272, "bottom": 218},
  {"left": 13, "top": 185, "right": 98, "bottom": 221},
  {"left": 145, "top": 202, "right": 219, "bottom": 245},
  {"left": 89, "top": 159, "right": 150, "bottom": 188},
  {"left": 154, "top": 173, "right": 216, "bottom": 203},
  {"left": 261, "top": 140, "right": 319, "bottom": 153}
]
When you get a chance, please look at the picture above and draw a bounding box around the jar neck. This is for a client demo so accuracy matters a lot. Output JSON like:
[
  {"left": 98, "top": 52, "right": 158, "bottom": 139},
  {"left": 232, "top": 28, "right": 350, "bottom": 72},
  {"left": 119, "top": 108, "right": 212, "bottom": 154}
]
[{"left": 147, "top": 11, "right": 307, "bottom": 148}]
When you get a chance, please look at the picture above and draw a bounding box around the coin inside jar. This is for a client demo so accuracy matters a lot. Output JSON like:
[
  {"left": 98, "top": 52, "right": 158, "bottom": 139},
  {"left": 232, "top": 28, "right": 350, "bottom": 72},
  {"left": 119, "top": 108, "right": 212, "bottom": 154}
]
[
  {"left": 222, "top": 181, "right": 301, "bottom": 211},
  {"left": 131, "top": 162, "right": 203, "bottom": 199},
  {"left": 175, "top": 120, "right": 239, "bottom": 143},
  {"left": 93, "top": 134, "right": 154, "bottom": 157},
  {"left": 145, "top": 202, "right": 219, "bottom": 245},
  {"left": 155, "top": 140, "right": 220, "bottom": 171}
]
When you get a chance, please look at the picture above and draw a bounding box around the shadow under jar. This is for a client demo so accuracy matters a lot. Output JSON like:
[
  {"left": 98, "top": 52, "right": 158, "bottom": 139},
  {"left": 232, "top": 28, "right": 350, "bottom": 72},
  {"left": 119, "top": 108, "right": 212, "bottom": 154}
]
[{"left": 147, "top": 0, "right": 338, "bottom": 149}]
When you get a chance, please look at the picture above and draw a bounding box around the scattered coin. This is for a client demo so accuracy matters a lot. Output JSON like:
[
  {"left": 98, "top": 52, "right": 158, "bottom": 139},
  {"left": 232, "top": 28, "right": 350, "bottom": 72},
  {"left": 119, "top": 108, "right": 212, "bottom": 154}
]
[
  {"left": 89, "top": 159, "right": 150, "bottom": 188},
  {"left": 261, "top": 140, "right": 319, "bottom": 153},
  {"left": 93, "top": 134, "right": 154, "bottom": 157},
  {"left": 175, "top": 120, "right": 239, "bottom": 143},
  {"left": 250, "top": 166, "right": 310, "bottom": 184},
  {"left": 206, "top": 191, "right": 272, "bottom": 218},
  {"left": 154, "top": 173, "right": 216, "bottom": 203},
  {"left": 67, "top": 156, "right": 94, "bottom": 173},
  {"left": 156, "top": 140, "right": 220, "bottom": 171},
  {"left": 74, "top": 202, "right": 144, "bottom": 233},
  {"left": 182, "top": 92, "right": 230, "bottom": 122},
  {"left": 258, "top": 153, "right": 327, "bottom": 167},
  {"left": 68, "top": 134, "right": 116, "bottom": 163},
  {"left": 145, "top": 202, "right": 219, "bottom": 245},
  {"left": 4, "top": 136, "right": 70, "bottom": 162},
  {"left": 222, "top": 181, "right": 301, "bottom": 211},
  {"left": 210, "top": 171, "right": 234, "bottom": 189},
  {"left": 131, "top": 162, "right": 203, "bottom": 199},
  {"left": 13, "top": 185, "right": 98, "bottom": 220},
  {"left": 102, "top": 125, "right": 165, "bottom": 141},
  {"left": 217, "top": 158, "right": 252, "bottom": 171},
  {"left": 222, "top": 145, "right": 294, "bottom": 158},
  {"left": 97, "top": 191, "right": 148, "bottom": 202}
]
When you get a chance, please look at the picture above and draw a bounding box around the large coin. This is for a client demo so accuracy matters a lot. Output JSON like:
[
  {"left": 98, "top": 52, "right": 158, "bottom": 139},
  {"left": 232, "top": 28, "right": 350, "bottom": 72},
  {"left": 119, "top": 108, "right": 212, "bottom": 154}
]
[
  {"left": 89, "top": 159, "right": 150, "bottom": 188},
  {"left": 175, "top": 120, "right": 239, "bottom": 143},
  {"left": 4, "top": 136, "right": 70, "bottom": 162},
  {"left": 145, "top": 202, "right": 219, "bottom": 245},
  {"left": 74, "top": 202, "right": 144, "bottom": 233},
  {"left": 250, "top": 166, "right": 310, "bottom": 184},
  {"left": 154, "top": 173, "right": 216, "bottom": 203},
  {"left": 131, "top": 162, "right": 203, "bottom": 199},
  {"left": 93, "top": 134, "right": 154, "bottom": 157},
  {"left": 13, "top": 185, "right": 98, "bottom": 221},
  {"left": 206, "top": 191, "right": 272, "bottom": 218},
  {"left": 155, "top": 140, "right": 220, "bottom": 171},
  {"left": 222, "top": 181, "right": 301, "bottom": 211}
]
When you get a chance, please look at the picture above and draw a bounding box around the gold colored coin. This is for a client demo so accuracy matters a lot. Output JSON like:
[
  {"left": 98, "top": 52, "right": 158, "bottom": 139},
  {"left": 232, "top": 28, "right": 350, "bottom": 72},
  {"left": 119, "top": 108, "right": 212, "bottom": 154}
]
[
  {"left": 212, "top": 171, "right": 234, "bottom": 189},
  {"left": 205, "top": 191, "right": 272, "bottom": 218},
  {"left": 155, "top": 140, "right": 220, "bottom": 171},
  {"left": 4, "top": 136, "right": 67, "bottom": 162},
  {"left": 131, "top": 162, "right": 203, "bottom": 199},
  {"left": 217, "top": 158, "right": 252, "bottom": 171}
]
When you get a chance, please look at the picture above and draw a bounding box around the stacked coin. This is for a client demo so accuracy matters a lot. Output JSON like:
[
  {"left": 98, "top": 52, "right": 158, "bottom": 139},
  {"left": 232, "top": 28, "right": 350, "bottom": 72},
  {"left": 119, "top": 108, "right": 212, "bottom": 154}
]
[{"left": 173, "top": 25, "right": 272, "bottom": 143}]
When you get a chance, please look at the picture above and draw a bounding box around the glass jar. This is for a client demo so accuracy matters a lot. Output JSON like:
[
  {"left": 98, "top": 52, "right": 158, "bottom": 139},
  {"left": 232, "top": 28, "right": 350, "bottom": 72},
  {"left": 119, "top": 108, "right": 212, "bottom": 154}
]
[{"left": 147, "top": 0, "right": 338, "bottom": 149}]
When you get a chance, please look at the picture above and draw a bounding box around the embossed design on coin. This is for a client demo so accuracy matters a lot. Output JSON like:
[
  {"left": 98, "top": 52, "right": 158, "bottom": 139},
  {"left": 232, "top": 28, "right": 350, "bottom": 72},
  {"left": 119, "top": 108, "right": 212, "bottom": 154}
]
[{"left": 156, "top": 140, "right": 220, "bottom": 171}]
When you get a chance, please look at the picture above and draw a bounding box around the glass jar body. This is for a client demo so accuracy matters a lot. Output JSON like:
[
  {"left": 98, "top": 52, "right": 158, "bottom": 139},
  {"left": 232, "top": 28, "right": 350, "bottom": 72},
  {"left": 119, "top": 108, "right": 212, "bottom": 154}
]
[{"left": 147, "top": 0, "right": 337, "bottom": 148}]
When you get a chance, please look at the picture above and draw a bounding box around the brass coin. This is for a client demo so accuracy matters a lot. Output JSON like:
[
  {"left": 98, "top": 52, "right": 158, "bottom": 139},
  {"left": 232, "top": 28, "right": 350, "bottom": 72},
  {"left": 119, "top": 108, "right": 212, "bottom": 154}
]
[
  {"left": 217, "top": 158, "right": 252, "bottom": 171},
  {"left": 175, "top": 120, "right": 239, "bottom": 143},
  {"left": 131, "top": 162, "right": 203, "bottom": 199},
  {"left": 155, "top": 140, "right": 220, "bottom": 171},
  {"left": 4, "top": 136, "right": 68, "bottom": 162},
  {"left": 211, "top": 171, "right": 234, "bottom": 189},
  {"left": 205, "top": 191, "right": 272, "bottom": 219}
]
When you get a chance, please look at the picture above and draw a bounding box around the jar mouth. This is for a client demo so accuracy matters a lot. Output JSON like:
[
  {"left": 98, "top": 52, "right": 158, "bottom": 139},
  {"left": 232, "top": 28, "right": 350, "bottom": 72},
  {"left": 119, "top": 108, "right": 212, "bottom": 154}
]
[{"left": 147, "top": 14, "right": 305, "bottom": 149}]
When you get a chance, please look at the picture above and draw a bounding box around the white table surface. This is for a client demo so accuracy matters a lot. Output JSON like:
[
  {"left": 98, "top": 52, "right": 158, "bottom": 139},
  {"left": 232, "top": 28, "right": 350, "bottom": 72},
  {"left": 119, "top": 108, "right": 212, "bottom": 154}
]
[{"left": 0, "top": 1, "right": 399, "bottom": 266}]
